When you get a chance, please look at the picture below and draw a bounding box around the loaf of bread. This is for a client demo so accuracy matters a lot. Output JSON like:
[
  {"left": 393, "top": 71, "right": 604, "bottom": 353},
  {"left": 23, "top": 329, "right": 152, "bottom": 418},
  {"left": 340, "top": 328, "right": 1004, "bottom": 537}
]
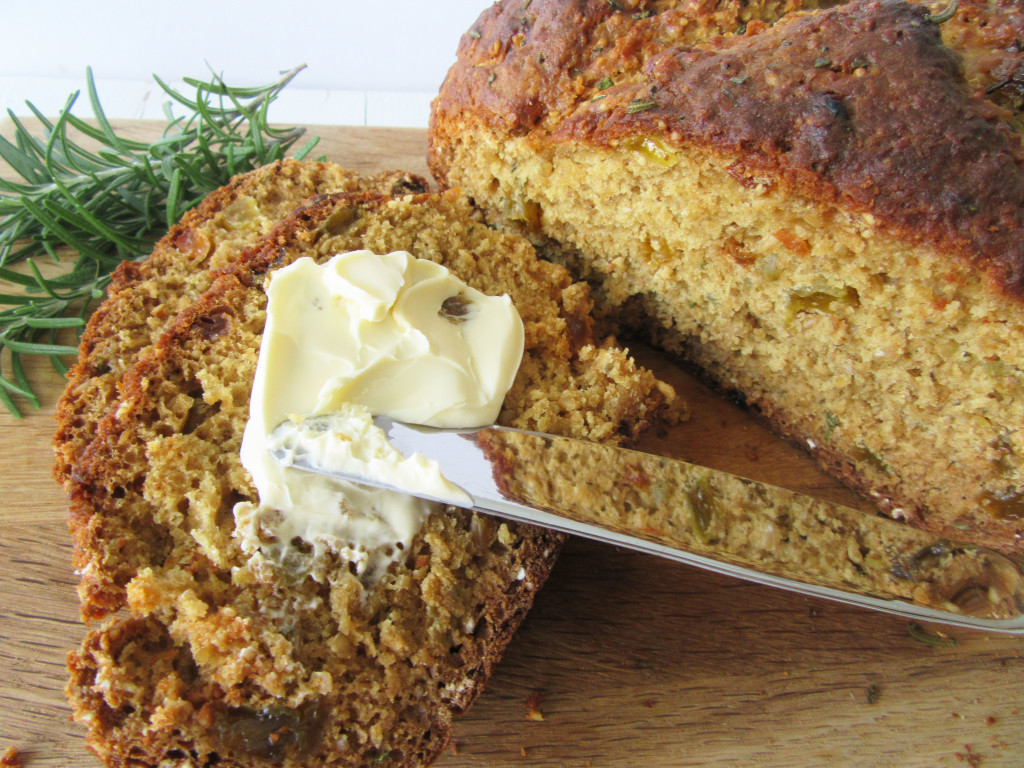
[
  {"left": 430, "top": 0, "right": 1024, "bottom": 555},
  {"left": 63, "top": 189, "right": 671, "bottom": 767},
  {"left": 53, "top": 159, "right": 427, "bottom": 499}
]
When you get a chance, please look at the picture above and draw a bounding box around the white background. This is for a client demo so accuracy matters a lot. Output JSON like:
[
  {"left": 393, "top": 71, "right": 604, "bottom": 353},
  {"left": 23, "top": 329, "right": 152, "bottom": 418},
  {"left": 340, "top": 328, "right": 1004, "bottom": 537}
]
[{"left": 1, "top": 1, "right": 490, "bottom": 127}]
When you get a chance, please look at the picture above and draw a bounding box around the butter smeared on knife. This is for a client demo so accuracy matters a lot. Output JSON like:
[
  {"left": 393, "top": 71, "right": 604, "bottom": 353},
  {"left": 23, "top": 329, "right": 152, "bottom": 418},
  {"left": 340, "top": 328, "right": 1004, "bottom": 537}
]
[{"left": 270, "top": 415, "right": 1024, "bottom": 633}]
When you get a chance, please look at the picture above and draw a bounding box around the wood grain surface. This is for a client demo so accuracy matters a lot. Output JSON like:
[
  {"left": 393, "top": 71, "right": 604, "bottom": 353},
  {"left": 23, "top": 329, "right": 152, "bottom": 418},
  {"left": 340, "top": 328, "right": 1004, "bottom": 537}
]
[{"left": 1, "top": 122, "right": 1021, "bottom": 768}]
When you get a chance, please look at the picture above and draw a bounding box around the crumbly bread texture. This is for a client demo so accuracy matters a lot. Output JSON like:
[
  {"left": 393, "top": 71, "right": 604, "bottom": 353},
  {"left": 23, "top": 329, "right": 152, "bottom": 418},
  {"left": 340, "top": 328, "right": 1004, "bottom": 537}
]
[
  {"left": 430, "top": 0, "right": 1024, "bottom": 555},
  {"left": 64, "top": 189, "right": 672, "bottom": 768},
  {"left": 53, "top": 159, "right": 427, "bottom": 491}
]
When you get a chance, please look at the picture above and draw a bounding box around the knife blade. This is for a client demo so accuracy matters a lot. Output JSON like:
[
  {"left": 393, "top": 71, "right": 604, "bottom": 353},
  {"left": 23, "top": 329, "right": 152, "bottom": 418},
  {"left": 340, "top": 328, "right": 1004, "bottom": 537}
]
[{"left": 269, "top": 415, "right": 1024, "bottom": 633}]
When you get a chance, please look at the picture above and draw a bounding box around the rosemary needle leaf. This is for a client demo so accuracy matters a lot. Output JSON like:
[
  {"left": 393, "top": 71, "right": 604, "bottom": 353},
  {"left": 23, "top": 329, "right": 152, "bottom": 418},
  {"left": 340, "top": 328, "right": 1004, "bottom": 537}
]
[
  {"left": 49, "top": 354, "right": 70, "bottom": 378},
  {"left": 0, "top": 267, "right": 42, "bottom": 288},
  {"left": 0, "top": 382, "right": 20, "bottom": 417},
  {"left": 0, "top": 294, "right": 38, "bottom": 306},
  {"left": 25, "top": 260, "right": 66, "bottom": 299},
  {"left": 10, "top": 352, "right": 37, "bottom": 404},
  {"left": 85, "top": 66, "right": 130, "bottom": 154},
  {"left": 3, "top": 338, "right": 82, "bottom": 356},
  {"left": 0, "top": 63, "right": 318, "bottom": 416},
  {"left": 0, "top": 133, "right": 45, "bottom": 185},
  {"left": 292, "top": 136, "right": 322, "bottom": 161},
  {"left": 165, "top": 167, "right": 184, "bottom": 231},
  {"left": 22, "top": 316, "right": 85, "bottom": 330}
]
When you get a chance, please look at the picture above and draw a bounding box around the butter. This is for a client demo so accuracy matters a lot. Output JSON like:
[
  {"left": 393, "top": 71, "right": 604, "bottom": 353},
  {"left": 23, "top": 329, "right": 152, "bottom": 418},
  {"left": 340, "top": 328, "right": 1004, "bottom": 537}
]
[
  {"left": 266, "top": 405, "right": 472, "bottom": 507},
  {"left": 234, "top": 250, "right": 524, "bottom": 584}
]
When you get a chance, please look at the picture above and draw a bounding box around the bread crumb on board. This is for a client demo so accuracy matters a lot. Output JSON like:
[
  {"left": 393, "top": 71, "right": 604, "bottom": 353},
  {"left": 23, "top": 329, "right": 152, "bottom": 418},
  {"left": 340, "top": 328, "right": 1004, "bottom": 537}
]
[
  {"left": 525, "top": 691, "right": 545, "bottom": 721},
  {"left": 0, "top": 746, "right": 23, "bottom": 768}
]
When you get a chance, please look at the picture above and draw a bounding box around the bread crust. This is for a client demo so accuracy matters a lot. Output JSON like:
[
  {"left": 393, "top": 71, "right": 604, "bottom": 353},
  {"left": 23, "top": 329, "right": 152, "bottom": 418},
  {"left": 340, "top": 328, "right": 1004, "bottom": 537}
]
[{"left": 431, "top": 0, "right": 1024, "bottom": 293}]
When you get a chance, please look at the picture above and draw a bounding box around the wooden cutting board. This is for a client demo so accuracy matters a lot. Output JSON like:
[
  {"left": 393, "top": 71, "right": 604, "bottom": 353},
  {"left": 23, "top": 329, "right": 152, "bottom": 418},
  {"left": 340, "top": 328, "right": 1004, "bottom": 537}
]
[{"left": 1, "top": 122, "right": 1021, "bottom": 768}]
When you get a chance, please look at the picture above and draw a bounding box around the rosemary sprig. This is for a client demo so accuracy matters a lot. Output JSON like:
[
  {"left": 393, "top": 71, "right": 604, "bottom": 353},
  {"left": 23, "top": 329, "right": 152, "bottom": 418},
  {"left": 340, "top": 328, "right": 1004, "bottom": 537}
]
[{"left": 0, "top": 64, "right": 321, "bottom": 416}]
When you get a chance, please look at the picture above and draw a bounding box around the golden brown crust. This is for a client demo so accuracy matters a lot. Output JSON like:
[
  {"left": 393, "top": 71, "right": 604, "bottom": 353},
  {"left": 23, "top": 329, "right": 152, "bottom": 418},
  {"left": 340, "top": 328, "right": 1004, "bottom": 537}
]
[
  {"left": 431, "top": 0, "right": 1024, "bottom": 294},
  {"left": 63, "top": 189, "right": 671, "bottom": 767},
  {"left": 433, "top": 0, "right": 829, "bottom": 134}
]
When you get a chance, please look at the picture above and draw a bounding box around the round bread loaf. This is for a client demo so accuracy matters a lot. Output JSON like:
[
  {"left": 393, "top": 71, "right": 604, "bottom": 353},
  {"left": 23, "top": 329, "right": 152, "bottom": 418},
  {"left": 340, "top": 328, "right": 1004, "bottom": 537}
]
[{"left": 429, "top": 0, "right": 1024, "bottom": 554}]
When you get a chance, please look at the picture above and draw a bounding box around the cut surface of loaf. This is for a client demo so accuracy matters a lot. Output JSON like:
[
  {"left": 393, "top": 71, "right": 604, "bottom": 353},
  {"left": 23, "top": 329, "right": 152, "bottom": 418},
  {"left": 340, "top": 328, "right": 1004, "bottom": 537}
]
[
  {"left": 53, "top": 159, "right": 428, "bottom": 492},
  {"left": 63, "top": 189, "right": 672, "bottom": 768},
  {"left": 430, "top": 0, "right": 1024, "bottom": 555}
]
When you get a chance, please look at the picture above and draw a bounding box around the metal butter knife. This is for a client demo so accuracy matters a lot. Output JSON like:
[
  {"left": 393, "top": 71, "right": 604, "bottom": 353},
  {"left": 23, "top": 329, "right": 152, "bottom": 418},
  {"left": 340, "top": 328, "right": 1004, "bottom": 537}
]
[{"left": 271, "top": 416, "right": 1024, "bottom": 633}]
